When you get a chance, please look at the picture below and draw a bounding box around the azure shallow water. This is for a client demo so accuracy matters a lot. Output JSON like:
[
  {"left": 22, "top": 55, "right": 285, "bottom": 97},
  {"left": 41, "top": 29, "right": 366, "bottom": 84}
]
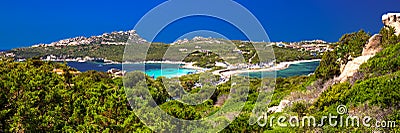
[
  {"left": 66, "top": 61, "right": 320, "bottom": 79},
  {"left": 239, "top": 61, "right": 320, "bottom": 78},
  {"left": 66, "top": 62, "right": 196, "bottom": 79}
]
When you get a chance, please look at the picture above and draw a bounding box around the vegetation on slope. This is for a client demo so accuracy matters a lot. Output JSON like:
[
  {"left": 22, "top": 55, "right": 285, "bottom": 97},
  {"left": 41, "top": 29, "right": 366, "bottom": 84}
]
[
  {"left": 9, "top": 41, "right": 319, "bottom": 68},
  {"left": 1, "top": 28, "right": 399, "bottom": 132},
  {"left": 314, "top": 30, "right": 371, "bottom": 81},
  {"left": 285, "top": 28, "right": 400, "bottom": 132},
  {"left": 0, "top": 59, "right": 152, "bottom": 132}
]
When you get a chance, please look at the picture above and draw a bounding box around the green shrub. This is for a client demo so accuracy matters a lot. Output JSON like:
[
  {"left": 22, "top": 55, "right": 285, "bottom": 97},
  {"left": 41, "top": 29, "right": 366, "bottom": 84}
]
[{"left": 359, "top": 42, "right": 400, "bottom": 78}]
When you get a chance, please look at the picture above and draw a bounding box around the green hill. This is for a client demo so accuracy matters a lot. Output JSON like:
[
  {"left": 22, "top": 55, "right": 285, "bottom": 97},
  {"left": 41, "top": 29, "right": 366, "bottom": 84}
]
[
  {"left": 1, "top": 28, "right": 398, "bottom": 132},
  {"left": 8, "top": 41, "right": 319, "bottom": 68}
]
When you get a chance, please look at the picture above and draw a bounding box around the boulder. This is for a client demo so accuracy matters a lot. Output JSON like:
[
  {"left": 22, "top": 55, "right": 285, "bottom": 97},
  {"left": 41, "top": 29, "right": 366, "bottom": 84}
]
[
  {"left": 336, "top": 34, "right": 383, "bottom": 83},
  {"left": 382, "top": 13, "right": 400, "bottom": 36},
  {"left": 336, "top": 55, "right": 374, "bottom": 83},
  {"left": 268, "top": 100, "right": 291, "bottom": 113},
  {"left": 362, "top": 34, "right": 383, "bottom": 56}
]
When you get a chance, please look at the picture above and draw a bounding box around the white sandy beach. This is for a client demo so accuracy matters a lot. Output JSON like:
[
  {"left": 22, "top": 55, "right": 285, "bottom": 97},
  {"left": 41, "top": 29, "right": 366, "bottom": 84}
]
[
  {"left": 120, "top": 59, "right": 321, "bottom": 79},
  {"left": 123, "top": 60, "right": 187, "bottom": 64},
  {"left": 180, "top": 62, "right": 211, "bottom": 70}
]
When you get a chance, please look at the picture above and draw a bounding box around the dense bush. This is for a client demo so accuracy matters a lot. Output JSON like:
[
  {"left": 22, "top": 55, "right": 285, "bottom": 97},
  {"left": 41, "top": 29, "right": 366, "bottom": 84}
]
[
  {"left": 380, "top": 27, "right": 400, "bottom": 48},
  {"left": 2, "top": 28, "right": 400, "bottom": 132},
  {"left": 336, "top": 30, "right": 371, "bottom": 61},
  {"left": 315, "top": 82, "right": 351, "bottom": 109},
  {"left": 349, "top": 71, "right": 400, "bottom": 108},
  {"left": 314, "top": 51, "right": 341, "bottom": 81},
  {"left": 0, "top": 59, "right": 150, "bottom": 132},
  {"left": 305, "top": 29, "right": 399, "bottom": 132},
  {"left": 359, "top": 42, "right": 400, "bottom": 79},
  {"left": 313, "top": 30, "right": 370, "bottom": 81}
]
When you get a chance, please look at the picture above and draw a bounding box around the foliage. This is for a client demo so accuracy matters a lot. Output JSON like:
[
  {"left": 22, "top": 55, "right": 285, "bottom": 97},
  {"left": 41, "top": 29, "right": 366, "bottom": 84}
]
[
  {"left": 2, "top": 28, "right": 400, "bottom": 132},
  {"left": 379, "top": 27, "right": 400, "bottom": 48},
  {"left": 349, "top": 71, "right": 400, "bottom": 108},
  {"left": 183, "top": 51, "right": 223, "bottom": 68},
  {"left": 0, "top": 59, "right": 150, "bottom": 132},
  {"left": 359, "top": 42, "right": 400, "bottom": 79},
  {"left": 290, "top": 101, "right": 308, "bottom": 116},
  {"left": 290, "top": 29, "right": 400, "bottom": 132},
  {"left": 11, "top": 45, "right": 125, "bottom": 62},
  {"left": 315, "top": 82, "right": 351, "bottom": 109},
  {"left": 336, "top": 30, "right": 371, "bottom": 61},
  {"left": 273, "top": 46, "right": 319, "bottom": 63},
  {"left": 270, "top": 76, "right": 309, "bottom": 107},
  {"left": 313, "top": 30, "right": 370, "bottom": 81},
  {"left": 314, "top": 51, "right": 340, "bottom": 80},
  {"left": 10, "top": 41, "right": 320, "bottom": 68}
]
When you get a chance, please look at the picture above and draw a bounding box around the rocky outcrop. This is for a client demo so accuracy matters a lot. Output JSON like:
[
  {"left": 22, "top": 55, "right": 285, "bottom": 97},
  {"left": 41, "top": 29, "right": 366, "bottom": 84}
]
[
  {"left": 266, "top": 14, "right": 390, "bottom": 114},
  {"left": 269, "top": 34, "right": 383, "bottom": 111},
  {"left": 337, "top": 13, "right": 398, "bottom": 83},
  {"left": 268, "top": 100, "right": 290, "bottom": 113},
  {"left": 337, "top": 55, "right": 374, "bottom": 83},
  {"left": 336, "top": 34, "right": 383, "bottom": 83},
  {"left": 362, "top": 34, "right": 383, "bottom": 56},
  {"left": 382, "top": 13, "right": 400, "bottom": 36}
]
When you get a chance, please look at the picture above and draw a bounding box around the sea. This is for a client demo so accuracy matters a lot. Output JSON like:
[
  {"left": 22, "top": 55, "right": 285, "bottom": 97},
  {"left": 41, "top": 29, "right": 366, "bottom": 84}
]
[
  {"left": 66, "top": 62, "right": 196, "bottom": 78},
  {"left": 240, "top": 61, "right": 320, "bottom": 78},
  {"left": 66, "top": 61, "right": 320, "bottom": 79}
]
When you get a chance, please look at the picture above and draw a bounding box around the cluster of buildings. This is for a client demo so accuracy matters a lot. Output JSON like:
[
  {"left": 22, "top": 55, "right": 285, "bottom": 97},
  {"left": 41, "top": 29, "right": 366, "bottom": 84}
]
[
  {"left": 227, "top": 61, "right": 275, "bottom": 70},
  {"left": 41, "top": 55, "right": 116, "bottom": 64},
  {"left": 174, "top": 39, "right": 333, "bottom": 58},
  {"left": 271, "top": 40, "right": 334, "bottom": 53},
  {"left": 2, "top": 52, "right": 15, "bottom": 58},
  {"left": 172, "top": 36, "right": 225, "bottom": 45},
  {"left": 31, "top": 30, "right": 146, "bottom": 47}
]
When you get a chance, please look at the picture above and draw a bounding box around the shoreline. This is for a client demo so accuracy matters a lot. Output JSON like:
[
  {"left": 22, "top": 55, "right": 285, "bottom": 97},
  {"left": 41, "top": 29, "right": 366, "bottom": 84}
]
[
  {"left": 217, "top": 59, "right": 321, "bottom": 77},
  {"left": 123, "top": 60, "right": 187, "bottom": 65},
  {"left": 53, "top": 59, "right": 320, "bottom": 79},
  {"left": 180, "top": 62, "right": 211, "bottom": 71},
  {"left": 123, "top": 61, "right": 210, "bottom": 71}
]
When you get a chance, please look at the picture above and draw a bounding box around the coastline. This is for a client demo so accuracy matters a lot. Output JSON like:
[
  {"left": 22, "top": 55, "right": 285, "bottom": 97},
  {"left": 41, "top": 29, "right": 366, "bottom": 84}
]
[
  {"left": 123, "top": 61, "right": 209, "bottom": 71},
  {"left": 70, "top": 59, "right": 321, "bottom": 74},
  {"left": 180, "top": 62, "right": 211, "bottom": 71},
  {"left": 124, "top": 60, "right": 187, "bottom": 65},
  {"left": 216, "top": 59, "right": 321, "bottom": 77},
  {"left": 47, "top": 58, "right": 320, "bottom": 79}
]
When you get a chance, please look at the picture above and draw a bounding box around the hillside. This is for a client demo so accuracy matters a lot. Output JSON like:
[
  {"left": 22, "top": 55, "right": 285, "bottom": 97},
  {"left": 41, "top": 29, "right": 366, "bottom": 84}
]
[
  {"left": 0, "top": 14, "right": 399, "bottom": 132},
  {"left": 265, "top": 21, "right": 400, "bottom": 131},
  {"left": 0, "top": 27, "right": 398, "bottom": 132},
  {"left": 4, "top": 33, "right": 321, "bottom": 68}
]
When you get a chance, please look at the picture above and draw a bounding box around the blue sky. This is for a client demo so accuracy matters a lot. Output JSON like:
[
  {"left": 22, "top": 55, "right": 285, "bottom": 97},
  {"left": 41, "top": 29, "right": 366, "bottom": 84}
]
[{"left": 0, "top": 0, "right": 399, "bottom": 49}]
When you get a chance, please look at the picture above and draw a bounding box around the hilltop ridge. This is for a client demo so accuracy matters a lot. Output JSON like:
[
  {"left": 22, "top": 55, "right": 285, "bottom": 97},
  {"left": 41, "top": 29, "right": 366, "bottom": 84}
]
[{"left": 31, "top": 30, "right": 147, "bottom": 47}]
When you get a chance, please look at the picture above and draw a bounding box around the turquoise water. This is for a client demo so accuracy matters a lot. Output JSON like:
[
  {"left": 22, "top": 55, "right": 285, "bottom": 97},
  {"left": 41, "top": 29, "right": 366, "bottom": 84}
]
[
  {"left": 67, "top": 62, "right": 196, "bottom": 79},
  {"left": 145, "top": 68, "right": 196, "bottom": 78},
  {"left": 240, "top": 61, "right": 320, "bottom": 78},
  {"left": 66, "top": 61, "right": 320, "bottom": 79}
]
